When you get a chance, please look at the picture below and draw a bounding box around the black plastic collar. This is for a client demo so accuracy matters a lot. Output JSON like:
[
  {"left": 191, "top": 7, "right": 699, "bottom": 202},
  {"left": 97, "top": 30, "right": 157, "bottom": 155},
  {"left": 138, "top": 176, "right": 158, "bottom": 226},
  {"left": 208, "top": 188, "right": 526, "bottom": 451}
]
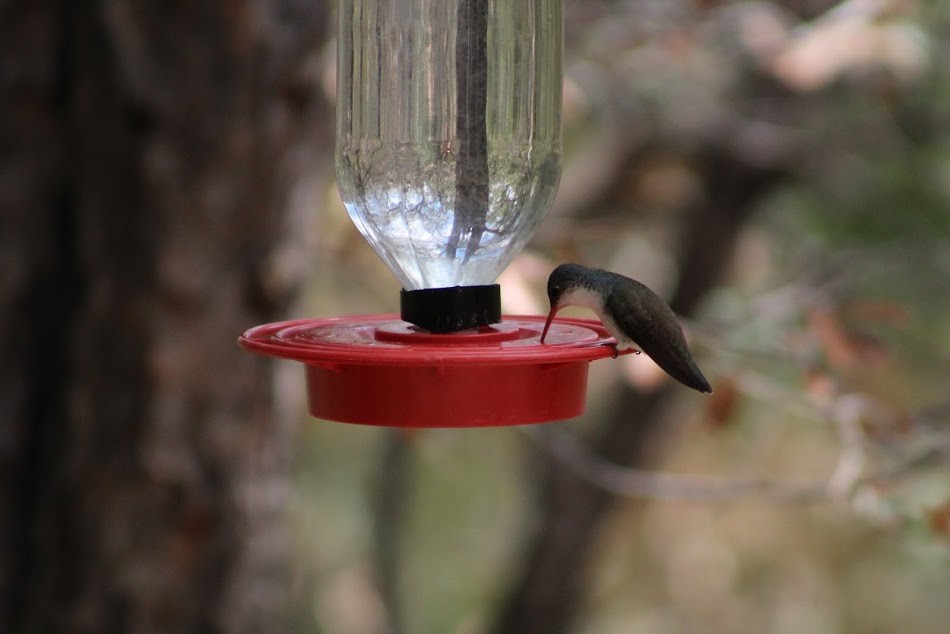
[{"left": 400, "top": 284, "right": 501, "bottom": 333}]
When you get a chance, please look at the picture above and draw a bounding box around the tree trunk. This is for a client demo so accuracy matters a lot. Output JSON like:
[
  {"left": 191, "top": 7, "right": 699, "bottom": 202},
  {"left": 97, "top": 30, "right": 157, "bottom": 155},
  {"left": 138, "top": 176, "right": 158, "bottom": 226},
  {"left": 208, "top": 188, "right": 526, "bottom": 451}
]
[{"left": 0, "top": 2, "right": 329, "bottom": 632}]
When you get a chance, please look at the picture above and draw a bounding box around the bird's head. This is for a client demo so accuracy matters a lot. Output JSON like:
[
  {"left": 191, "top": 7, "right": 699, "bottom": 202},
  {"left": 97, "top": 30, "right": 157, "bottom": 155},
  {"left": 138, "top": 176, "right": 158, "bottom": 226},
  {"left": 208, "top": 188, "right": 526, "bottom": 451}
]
[
  {"left": 546, "top": 263, "right": 589, "bottom": 307},
  {"left": 541, "top": 263, "right": 592, "bottom": 343}
]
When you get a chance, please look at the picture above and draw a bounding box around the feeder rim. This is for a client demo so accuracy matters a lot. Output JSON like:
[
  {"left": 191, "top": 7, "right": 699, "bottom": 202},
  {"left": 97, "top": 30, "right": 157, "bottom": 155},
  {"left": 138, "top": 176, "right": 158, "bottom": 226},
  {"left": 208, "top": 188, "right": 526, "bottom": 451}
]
[{"left": 238, "top": 314, "right": 628, "bottom": 367}]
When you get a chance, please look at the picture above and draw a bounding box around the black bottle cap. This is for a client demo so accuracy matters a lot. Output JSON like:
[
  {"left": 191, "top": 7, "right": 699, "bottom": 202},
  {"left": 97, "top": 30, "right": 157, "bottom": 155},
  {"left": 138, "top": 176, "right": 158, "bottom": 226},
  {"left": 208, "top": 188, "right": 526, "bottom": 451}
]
[{"left": 400, "top": 284, "right": 501, "bottom": 333}]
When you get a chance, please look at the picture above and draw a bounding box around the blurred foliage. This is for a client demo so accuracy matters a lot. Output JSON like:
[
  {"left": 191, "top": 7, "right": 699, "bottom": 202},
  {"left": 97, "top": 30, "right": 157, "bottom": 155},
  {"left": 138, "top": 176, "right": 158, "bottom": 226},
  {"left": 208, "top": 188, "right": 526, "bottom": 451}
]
[{"left": 283, "top": 1, "right": 949, "bottom": 632}]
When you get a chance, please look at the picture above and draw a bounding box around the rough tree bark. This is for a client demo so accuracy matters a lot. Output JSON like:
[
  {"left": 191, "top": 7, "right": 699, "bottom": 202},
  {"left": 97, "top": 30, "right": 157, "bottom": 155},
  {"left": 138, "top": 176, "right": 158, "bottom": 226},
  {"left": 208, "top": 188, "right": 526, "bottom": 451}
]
[
  {"left": 0, "top": 2, "right": 329, "bottom": 632},
  {"left": 492, "top": 148, "right": 786, "bottom": 633}
]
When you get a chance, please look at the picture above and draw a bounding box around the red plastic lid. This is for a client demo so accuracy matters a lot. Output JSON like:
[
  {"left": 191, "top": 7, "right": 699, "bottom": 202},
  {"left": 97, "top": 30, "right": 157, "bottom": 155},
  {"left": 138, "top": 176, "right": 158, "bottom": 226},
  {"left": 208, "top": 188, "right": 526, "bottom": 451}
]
[{"left": 238, "top": 314, "right": 625, "bottom": 427}]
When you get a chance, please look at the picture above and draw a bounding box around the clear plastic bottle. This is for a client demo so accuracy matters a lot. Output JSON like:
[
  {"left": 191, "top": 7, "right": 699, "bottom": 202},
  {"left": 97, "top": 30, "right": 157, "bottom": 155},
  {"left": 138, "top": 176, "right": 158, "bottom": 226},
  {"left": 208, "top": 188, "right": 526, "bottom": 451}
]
[{"left": 336, "top": 0, "right": 563, "bottom": 290}]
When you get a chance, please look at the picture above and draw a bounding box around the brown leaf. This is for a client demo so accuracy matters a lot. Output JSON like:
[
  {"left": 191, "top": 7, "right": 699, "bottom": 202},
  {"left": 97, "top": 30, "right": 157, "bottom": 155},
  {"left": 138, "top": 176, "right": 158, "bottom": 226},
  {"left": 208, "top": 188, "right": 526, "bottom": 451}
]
[
  {"left": 841, "top": 299, "right": 912, "bottom": 326},
  {"left": 705, "top": 376, "right": 742, "bottom": 430},
  {"left": 807, "top": 305, "right": 887, "bottom": 370},
  {"left": 926, "top": 501, "right": 950, "bottom": 539}
]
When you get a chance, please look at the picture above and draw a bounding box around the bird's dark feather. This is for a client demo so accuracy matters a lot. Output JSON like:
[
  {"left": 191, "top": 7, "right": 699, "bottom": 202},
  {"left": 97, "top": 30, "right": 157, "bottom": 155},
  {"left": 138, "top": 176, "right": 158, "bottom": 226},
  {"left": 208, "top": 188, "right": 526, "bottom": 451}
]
[{"left": 604, "top": 273, "right": 712, "bottom": 393}]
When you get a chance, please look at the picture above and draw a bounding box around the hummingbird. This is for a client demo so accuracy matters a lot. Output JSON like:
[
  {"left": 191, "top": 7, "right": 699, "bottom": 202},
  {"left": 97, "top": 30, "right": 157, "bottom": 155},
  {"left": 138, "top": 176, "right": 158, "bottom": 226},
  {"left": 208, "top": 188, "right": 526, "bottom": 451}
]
[{"left": 540, "top": 263, "right": 713, "bottom": 393}]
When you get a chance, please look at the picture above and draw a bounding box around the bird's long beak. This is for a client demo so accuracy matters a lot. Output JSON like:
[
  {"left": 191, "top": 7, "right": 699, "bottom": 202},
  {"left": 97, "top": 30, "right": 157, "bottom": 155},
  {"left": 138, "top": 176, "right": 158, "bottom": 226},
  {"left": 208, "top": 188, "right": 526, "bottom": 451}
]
[{"left": 540, "top": 305, "right": 559, "bottom": 344}]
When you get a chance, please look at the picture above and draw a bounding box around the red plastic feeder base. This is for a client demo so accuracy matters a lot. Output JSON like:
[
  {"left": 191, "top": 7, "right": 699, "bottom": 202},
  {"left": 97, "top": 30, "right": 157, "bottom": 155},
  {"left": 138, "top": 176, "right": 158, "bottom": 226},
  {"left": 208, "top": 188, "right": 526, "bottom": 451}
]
[{"left": 238, "top": 314, "right": 625, "bottom": 427}]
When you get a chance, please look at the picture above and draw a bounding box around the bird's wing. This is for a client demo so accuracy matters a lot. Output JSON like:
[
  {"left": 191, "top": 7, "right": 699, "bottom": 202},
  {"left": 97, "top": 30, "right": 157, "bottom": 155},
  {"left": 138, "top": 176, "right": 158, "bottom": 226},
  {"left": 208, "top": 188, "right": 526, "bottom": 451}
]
[{"left": 605, "top": 277, "right": 712, "bottom": 393}]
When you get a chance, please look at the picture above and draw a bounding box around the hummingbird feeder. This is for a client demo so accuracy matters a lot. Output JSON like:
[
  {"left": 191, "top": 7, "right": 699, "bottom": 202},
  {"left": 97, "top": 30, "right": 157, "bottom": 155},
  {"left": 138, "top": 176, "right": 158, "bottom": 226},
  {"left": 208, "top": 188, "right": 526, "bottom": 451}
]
[{"left": 240, "top": 0, "right": 621, "bottom": 427}]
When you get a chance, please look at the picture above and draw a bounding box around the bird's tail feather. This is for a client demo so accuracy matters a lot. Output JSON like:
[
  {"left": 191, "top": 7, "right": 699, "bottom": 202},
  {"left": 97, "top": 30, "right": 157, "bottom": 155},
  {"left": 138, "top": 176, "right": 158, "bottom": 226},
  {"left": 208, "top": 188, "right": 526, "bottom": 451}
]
[{"left": 639, "top": 340, "right": 712, "bottom": 393}]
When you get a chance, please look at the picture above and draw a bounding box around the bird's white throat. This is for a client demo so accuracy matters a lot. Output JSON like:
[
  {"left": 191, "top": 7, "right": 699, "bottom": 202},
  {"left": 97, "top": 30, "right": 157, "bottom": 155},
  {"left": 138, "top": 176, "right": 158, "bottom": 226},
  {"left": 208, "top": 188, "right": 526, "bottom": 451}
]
[{"left": 558, "top": 286, "right": 635, "bottom": 350}]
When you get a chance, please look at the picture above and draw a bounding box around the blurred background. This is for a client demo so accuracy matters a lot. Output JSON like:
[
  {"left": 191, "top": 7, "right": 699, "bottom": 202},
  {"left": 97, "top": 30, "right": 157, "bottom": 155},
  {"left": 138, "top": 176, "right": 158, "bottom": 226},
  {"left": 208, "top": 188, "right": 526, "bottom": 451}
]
[
  {"left": 2, "top": 1, "right": 948, "bottom": 633},
  {"left": 291, "top": 1, "right": 950, "bottom": 632}
]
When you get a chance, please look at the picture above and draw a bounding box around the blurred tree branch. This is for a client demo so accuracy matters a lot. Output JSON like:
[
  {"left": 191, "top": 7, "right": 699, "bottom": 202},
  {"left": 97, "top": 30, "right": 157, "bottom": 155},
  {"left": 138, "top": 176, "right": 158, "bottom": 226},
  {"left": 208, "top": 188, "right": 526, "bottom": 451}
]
[
  {"left": 521, "top": 407, "right": 949, "bottom": 504},
  {"left": 371, "top": 430, "right": 416, "bottom": 634}
]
